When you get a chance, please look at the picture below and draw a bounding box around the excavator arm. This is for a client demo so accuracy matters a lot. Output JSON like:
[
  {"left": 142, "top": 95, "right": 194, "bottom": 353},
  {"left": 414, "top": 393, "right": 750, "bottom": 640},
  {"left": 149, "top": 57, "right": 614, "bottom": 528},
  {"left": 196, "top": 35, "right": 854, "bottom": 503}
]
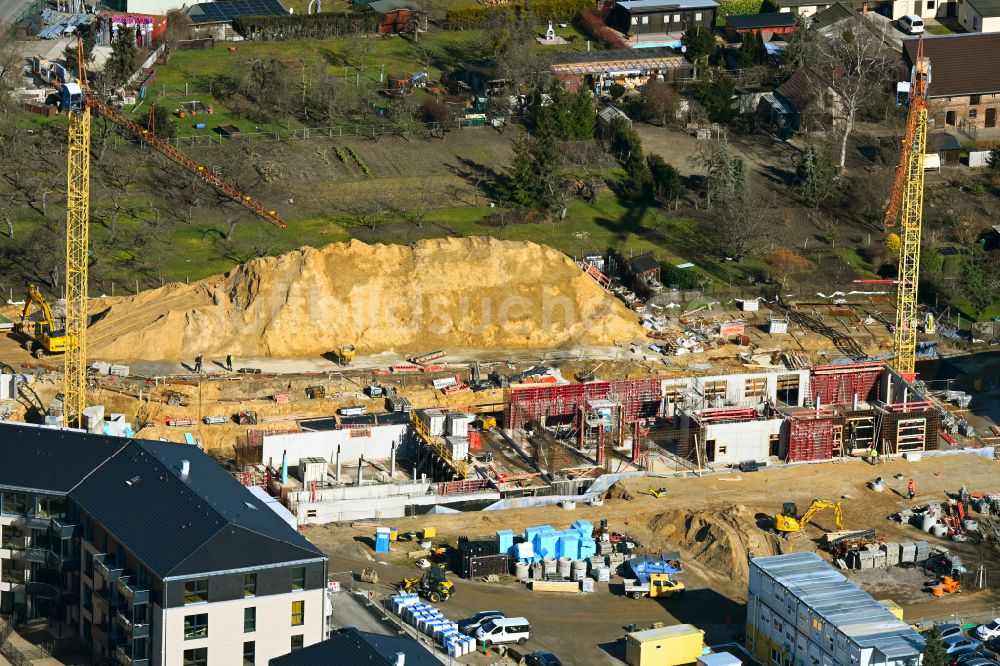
[
  {"left": 799, "top": 500, "right": 843, "bottom": 530},
  {"left": 22, "top": 284, "right": 55, "bottom": 327}
]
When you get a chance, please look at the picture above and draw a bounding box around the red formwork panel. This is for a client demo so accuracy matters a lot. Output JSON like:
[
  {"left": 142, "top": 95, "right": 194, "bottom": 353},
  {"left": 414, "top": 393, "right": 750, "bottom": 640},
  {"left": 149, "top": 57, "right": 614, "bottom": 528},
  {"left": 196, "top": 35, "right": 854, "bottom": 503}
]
[
  {"left": 809, "top": 361, "right": 884, "bottom": 407},
  {"left": 787, "top": 417, "right": 835, "bottom": 462},
  {"left": 508, "top": 378, "right": 662, "bottom": 430}
]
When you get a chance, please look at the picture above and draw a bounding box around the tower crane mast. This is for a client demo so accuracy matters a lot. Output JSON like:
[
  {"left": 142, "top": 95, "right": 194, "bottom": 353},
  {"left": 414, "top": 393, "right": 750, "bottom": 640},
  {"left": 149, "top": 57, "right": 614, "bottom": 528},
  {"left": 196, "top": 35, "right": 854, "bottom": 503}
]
[
  {"left": 884, "top": 37, "right": 930, "bottom": 382},
  {"left": 58, "top": 36, "right": 284, "bottom": 427}
]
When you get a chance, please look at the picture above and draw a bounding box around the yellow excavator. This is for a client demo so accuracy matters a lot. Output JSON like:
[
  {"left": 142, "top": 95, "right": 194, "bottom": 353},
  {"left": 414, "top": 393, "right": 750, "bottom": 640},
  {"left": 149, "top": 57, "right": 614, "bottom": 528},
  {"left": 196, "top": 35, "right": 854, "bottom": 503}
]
[
  {"left": 15, "top": 285, "right": 77, "bottom": 358},
  {"left": 775, "top": 500, "right": 843, "bottom": 534}
]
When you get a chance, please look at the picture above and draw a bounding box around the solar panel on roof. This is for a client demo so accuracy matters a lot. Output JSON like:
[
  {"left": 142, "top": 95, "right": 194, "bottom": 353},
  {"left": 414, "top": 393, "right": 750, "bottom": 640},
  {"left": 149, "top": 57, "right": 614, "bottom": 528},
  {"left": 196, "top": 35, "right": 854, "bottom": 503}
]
[{"left": 189, "top": 0, "right": 287, "bottom": 23}]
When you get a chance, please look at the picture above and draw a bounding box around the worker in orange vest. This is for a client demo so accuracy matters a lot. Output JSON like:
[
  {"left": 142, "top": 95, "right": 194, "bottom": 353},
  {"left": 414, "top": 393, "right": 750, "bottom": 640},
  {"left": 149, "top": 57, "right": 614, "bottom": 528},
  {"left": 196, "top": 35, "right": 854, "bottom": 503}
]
[{"left": 907, "top": 479, "right": 916, "bottom": 500}]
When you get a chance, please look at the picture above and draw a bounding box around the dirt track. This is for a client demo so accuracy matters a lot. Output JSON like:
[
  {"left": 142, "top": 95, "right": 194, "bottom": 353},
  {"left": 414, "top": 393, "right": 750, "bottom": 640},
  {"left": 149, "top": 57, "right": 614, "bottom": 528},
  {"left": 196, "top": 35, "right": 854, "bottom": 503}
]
[{"left": 306, "top": 454, "right": 1000, "bottom": 665}]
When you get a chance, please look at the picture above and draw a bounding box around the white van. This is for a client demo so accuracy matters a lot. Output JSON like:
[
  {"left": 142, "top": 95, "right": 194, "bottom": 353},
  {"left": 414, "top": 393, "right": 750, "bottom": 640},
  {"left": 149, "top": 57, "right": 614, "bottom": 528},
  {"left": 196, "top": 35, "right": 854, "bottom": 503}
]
[
  {"left": 475, "top": 617, "right": 530, "bottom": 647},
  {"left": 899, "top": 14, "right": 924, "bottom": 33}
]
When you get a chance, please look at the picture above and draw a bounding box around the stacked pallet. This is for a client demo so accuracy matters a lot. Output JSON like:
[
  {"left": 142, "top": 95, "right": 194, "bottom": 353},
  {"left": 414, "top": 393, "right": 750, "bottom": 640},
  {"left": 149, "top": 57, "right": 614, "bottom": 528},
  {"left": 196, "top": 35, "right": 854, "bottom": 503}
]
[{"left": 391, "top": 593, "right": 476, "bottom": 657}]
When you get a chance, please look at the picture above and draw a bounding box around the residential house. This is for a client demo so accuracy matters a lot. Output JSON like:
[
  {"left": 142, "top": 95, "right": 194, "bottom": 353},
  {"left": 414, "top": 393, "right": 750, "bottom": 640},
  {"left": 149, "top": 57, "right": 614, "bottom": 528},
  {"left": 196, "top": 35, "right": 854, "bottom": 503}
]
[
  {"left": 550, "top": 47, "right": 693, "bottom": 93},
  {"left": 269, "top": 626, "right": 441, "bottom": 665},
  {"left": 629, "top": 254, "right": 662, "bottom": 283},
  {"left": 725, "top": 12, "right": 798, "bottom": 41},
  {"left": 607, "top": 0, "right": 718, "bottom": 46},
  {"left": 362, "top": 0, "right": 427, "bottom": 35},
  {"left": 958, "top": 0, "right": 1000, "bottom": 31},
  {"left": 778, "top": 0, "right": 956, "bottom": 20},
  {"left": 904, "top": 33, "right": 1000, "bottom": 132},
  {"left": 187, "top": 0, "right": 287, "bottom": 39},
  {"left": 0, "top": 422, "right": 328, "bottom": 666},
  {"left": 759, "top": 67, "right": 843, "bottom": 131}
]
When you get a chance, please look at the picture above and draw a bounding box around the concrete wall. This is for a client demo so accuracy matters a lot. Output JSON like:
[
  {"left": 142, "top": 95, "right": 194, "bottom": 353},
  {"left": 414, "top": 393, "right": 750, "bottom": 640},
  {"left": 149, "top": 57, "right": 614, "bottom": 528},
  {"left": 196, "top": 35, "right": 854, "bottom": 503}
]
[
  {"left": 262, "top": 423, "right": 409, "bottom": 466},
  {"left": 287, "top": 482, "right": 499, "bottom": 524},
  {"left": 703, "top": 418, "right": 785, "bottom": 464},
  {"left": 666, "top": 369, "right": 810, "bottom": 413}
]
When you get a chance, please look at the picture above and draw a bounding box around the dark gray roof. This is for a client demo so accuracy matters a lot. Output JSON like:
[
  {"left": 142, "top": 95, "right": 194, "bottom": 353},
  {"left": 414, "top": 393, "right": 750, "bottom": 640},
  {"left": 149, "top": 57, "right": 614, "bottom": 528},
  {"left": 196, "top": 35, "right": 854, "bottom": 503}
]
[
  {"left": 967, "top": 0, "right": 1000, "bottom": 16},
  {"left": 903, "top": 34, "right": 1000, "bottom": 97},
  {"left": 727, "top": 12, "right": 797, "bottom": 29},
  {"left": 0, "top": 423, "right": 126, "bottom": 494},
  {"left": 69, "top": 438, "right": 322, "bottom": 578},
  {"left": 810, "top": 2, "right": 854, "bottom": 28},
  {"left": 630, "top": 254, "right": 661, "bottom": 273},
  {"left": 269, "top": 628, "right": 439, "bottom": 666}
]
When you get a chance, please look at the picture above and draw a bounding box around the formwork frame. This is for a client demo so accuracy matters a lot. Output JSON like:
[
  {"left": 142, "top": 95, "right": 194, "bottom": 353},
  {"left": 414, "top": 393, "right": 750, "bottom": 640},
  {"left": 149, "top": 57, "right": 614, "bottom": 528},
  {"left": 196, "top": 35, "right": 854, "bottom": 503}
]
[
  {"left": 507, "top": 378, "right": 662, "bottom": 431},
  {"left": 787, "top": 409, "right": 837, "bottom": 463},
  {"left": 808, "top": 362, "right": 884, "bottom": 407}
]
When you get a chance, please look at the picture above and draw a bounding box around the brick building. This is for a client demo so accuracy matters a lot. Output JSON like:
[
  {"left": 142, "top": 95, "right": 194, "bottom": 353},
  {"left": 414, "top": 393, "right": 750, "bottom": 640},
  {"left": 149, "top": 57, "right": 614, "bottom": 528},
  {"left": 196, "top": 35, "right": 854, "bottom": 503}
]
[{"left": 904, "top": 34, "right": 1000, "bottom": 133}]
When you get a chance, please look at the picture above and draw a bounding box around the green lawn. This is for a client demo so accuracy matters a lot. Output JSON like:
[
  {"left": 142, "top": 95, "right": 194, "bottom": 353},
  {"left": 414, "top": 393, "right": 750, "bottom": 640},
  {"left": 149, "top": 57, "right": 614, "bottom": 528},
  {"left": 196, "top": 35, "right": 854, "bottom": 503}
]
[{"left": 924, "top": 23, "right": 955, "bottom": 35}]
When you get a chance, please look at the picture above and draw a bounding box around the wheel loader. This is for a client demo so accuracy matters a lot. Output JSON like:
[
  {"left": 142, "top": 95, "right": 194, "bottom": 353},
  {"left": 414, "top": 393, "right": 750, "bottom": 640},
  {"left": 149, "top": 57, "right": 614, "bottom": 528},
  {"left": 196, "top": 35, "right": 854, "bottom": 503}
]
[{"left": 398, "top": 564, "right": 454, "bottom": 603}]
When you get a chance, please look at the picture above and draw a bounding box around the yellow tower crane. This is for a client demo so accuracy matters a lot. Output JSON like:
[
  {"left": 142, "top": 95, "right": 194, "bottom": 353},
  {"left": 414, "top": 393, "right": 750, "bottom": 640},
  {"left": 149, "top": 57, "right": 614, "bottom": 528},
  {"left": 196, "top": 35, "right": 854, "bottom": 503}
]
[
  {"left": 884, "top": 37, "right": 931, "bottom": 382},
  {"left": 57, "top": 36, "right": 285, "bottom": 427}
]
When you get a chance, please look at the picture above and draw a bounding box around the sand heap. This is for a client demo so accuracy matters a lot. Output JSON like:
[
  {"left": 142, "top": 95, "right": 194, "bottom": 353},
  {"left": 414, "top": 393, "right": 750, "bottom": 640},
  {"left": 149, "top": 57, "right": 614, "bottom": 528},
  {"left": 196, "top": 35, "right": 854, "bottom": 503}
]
[
  {"left": 87, "top": 237, "right": 644, "bottom": 361},
  {"left": 645, "top": 505, "right": 784, "bottom": 591}
]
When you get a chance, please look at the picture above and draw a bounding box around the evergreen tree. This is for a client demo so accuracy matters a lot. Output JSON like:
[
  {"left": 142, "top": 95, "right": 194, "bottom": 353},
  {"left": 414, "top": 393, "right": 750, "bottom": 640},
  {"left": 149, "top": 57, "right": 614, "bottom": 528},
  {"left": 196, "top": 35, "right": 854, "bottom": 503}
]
[
  {"left": 699, "top": 70, "right": 736, "bottom": 122},
  {"left": 729, "top": 157, "right": 747, "bottom": 202},
  {"left": 63, "top": 25, "right": 96, "bottom": 79},
  {"left": 681, "top": 25, "right": 716, "bottom": 62},
  {"left": 796, "top": 144, "right": 838, "bottom": 207},
  {"left": 988, "top": 146, "right": 1000, "bottom": 171},
  {"left": 151, "top": 103, "right": 177, "bottom": 139},
  {"left": 622, "top": 158, "right": 654, "bottom": 201},
  {"left": 504, "top": 128, "right": 561, "bottom": 211},
  {"left": 647, "top": 154, "right": 682, "bottom": 201},
  {"left": 737, "top": 30, "right": 768, "bottom": 68},
  {"left": 570, "top": 89, "right": 596, "bottom": 139},
  {"left": 106, "top": 27, "right": 138, "bottom": 91},
  {"left": 922, "top": 627, "right": 946, "bottom": 666}
]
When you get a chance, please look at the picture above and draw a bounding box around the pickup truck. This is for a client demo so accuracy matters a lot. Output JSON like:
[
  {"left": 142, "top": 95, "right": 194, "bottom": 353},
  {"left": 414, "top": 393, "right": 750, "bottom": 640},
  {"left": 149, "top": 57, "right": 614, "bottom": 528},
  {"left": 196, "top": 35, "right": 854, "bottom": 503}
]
[{"left": 624, "top": 574, "right": 686, "bottom": 599}]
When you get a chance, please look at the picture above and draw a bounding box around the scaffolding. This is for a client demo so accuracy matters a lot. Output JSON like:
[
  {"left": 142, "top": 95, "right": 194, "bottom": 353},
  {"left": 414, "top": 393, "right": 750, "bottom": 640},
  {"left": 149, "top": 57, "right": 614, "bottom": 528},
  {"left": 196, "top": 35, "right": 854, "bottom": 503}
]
[
  {"left": 412, "top": 412, "right": 469, "bottom": 479},
  {"left": 808, "top": 362, "right": 884, "bottom": 407},
  {"left": 787, "top": 409, "right": 837, "bottom": 463},
  {"left": 507, "top": 378, "right": 663, "bottom": 431}
]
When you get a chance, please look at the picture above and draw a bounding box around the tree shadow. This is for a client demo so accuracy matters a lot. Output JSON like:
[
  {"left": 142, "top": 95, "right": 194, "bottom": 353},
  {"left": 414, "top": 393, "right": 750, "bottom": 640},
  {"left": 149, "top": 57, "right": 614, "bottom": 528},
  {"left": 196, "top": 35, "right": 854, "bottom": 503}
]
[{"left": 449, "top": 156, "right": 503, "bottom": 201}]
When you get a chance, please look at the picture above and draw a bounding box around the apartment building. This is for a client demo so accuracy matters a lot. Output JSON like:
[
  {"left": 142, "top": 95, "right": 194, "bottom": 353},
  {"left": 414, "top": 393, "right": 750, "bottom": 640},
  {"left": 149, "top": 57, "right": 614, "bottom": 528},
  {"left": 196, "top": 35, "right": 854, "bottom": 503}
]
[
  {"left": 0, "top": 422, "right": 328, "bottom": 666},
  {"left": 746, "top": 553, "right": 924, "bottom": 666}
]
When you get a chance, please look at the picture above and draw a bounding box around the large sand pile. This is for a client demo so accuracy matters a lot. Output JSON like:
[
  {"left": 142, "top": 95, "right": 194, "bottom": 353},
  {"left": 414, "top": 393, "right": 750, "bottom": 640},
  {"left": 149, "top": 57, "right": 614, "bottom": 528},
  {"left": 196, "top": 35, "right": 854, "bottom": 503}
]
[{"left": 87, "top": 237, "right": 644, "bottom": 361}]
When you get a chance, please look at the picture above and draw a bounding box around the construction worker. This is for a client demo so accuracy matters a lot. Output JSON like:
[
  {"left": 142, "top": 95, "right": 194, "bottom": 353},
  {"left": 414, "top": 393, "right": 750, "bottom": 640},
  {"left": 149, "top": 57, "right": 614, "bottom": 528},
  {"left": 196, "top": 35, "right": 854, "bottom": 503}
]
[
  {"left": 868, "top": 446, "right": 878, "bottom": 465},
  {"left": 908, "top": 479, "right": 916, "bottom": 500},
  {"left": 226, "top": 353, "right": 233, "bottom": 372},
  {"left": 194, "top": 353, "right": 203, "bottom": 373}
]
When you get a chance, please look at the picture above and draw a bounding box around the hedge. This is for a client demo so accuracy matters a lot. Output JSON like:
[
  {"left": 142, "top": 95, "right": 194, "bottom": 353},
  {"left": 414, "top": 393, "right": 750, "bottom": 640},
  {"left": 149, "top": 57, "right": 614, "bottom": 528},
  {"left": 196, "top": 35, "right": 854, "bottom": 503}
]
[
  {"left": 716, "top": 0, "right": 763, "bottom": 15},
  {"left": 577, "top": 9, "right": 626, "bottom": 49},
  {"left": 233, "top": 12, "right": 381, "bottom": 40},
  {"left": 446, "top": 0, "right": 592, "bottom": 28}
]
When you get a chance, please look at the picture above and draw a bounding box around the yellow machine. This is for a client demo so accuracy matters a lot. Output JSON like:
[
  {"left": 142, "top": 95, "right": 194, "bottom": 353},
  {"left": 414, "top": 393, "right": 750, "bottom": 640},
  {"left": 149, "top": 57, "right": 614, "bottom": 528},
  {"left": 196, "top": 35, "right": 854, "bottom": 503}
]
[
  {"left": 775, "top": 500, "right": 843, "bottom": 533},
  {"left": 647, "top": 487, "right": 668, "bottom": 499},
  {"left": 15, "top": 285, "right": 77, "bottom": 358},
  {"left": 625, "top": 573, "right": 685, "bottom": 599},
  {"left": 399, "top": 565, "right": 454, "bottom": 603},
  {"left": 335, "top": 344, "right": 356, "bottom": 366},
  {"left": 477, "top": 415, "right": 497, "bottom": 430}
]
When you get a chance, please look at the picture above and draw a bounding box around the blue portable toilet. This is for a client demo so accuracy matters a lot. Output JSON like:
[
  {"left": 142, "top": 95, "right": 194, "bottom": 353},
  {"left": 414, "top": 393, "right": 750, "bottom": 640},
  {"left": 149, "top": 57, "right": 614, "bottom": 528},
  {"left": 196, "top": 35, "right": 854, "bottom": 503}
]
[{"left": 375, "top": 527, "right": 391, "bottom": 553}]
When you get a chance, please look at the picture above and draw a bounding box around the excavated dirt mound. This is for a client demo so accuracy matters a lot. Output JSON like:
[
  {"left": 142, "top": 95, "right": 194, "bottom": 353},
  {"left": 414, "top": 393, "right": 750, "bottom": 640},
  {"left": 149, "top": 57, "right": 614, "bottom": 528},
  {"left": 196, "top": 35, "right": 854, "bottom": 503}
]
[
  {"left": 605, "top": 481, "right": 637, "bottom": 502},
  {"left": 86, "top": 237, "right": 643, "bottom": 361},
  {"left": 644, "top": 505, "right": 784, "bottom": 591}
]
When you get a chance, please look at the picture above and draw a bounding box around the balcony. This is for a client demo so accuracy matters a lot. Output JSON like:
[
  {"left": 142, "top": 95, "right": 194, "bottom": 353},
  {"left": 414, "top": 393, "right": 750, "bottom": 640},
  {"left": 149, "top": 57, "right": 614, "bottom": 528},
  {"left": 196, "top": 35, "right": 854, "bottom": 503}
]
[
  {"left": 94, "top": 554, "right": 123, "bottom": 583},
  {"left": 26, "top": 581, "right": 59, "bottom": 600},
  {"left": 116, "top": 578, "right": 149, "bottom": 606},
  {"left": 93, "top": 584, "right": 118, "bottom": 612},
  {"left": 115, "top": 645, "right": 150, "bottom": 666},
  {"left": 91, "top": 619, "right": 110, "bottom": 646},
  {"left": 116, "top": 612, "right": 150, "bottom": 639},
  {"left": 26, "top": 515, "right": 51, "bottom": 531},
  {"left": 25, "top": 548, "right": 79, "bottom": 573},
  {"left": 51, "top": 519, "right": 76, "bottom": 540}
]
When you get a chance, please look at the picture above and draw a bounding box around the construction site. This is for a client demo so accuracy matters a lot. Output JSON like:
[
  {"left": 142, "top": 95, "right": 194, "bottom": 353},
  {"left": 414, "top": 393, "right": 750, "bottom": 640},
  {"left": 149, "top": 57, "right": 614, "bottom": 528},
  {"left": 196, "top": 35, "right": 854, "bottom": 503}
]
[{"left": 3, "top": 28, "right": 1000, "bottom": 666}]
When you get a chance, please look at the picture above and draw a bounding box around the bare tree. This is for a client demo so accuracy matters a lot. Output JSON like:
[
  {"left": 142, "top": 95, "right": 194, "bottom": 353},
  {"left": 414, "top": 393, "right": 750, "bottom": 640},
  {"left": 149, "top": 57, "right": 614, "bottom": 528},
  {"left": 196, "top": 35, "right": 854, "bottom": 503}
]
[
  {"left": 812, "top": 15, "right": 896, "bottom": 170},
  {"left": 714, "top": 186, "right": 776, "bottom": 261}
]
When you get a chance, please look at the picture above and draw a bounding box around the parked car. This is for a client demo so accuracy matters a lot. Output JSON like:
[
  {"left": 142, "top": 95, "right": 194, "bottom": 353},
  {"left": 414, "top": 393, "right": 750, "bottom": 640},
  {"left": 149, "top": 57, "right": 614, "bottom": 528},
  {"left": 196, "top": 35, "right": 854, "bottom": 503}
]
[
  {"left": 475, "top": 616, "right": 531, "bottom": 647},
  {"left": 898, "top": 13, "right": 925, "bottom": 33},
  {"left": 952, "top": 649, "right": 980, "bottom": 665},
  {"left": 936, "top": 624, "right": 967, "bottom": 640},
  {"left": 956, "top": 659, "right": 997, "bottom": 666},
  {"left": 525, "top": 652, "right": 563, "bottom": 666},
  {"left": 975, "top": 620, "right": 1000, "bottom": 642},
  {"left": 458, "top": 611, "right": 504, "bottom": 636},
  {"left": 945, "top": 636, "right": 983, "bottom": 654}
]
